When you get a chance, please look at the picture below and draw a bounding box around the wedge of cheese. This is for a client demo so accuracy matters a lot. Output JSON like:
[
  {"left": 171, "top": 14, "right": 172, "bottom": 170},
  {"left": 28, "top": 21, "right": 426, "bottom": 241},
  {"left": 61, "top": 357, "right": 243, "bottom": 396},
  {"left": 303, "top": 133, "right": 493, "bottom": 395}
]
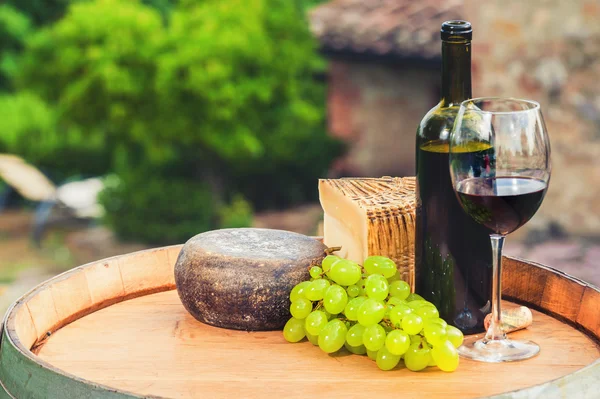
[{"left": 319, "top": 177, "right": 416, "bottom": 288}]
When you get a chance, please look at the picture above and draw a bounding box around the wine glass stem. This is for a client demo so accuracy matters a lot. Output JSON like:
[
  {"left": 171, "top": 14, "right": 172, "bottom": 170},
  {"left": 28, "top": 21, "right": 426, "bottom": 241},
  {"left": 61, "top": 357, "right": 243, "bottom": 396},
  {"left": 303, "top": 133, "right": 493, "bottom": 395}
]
[{"left": 485, "top": 234, "right": 508, "bottom": 342}]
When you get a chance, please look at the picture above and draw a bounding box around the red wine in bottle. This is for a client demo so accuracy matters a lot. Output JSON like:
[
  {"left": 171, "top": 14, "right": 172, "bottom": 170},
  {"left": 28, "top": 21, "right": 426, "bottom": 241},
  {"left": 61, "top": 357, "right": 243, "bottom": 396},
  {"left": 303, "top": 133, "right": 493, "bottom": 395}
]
[{"left": 415, "top": 21, "right": 493, "bottom": 334}]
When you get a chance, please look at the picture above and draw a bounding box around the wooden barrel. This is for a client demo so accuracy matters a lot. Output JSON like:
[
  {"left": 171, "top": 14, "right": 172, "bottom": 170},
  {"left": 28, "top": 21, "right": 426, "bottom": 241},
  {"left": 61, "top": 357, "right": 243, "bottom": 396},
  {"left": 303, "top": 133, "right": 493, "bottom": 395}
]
[{"left": 1, "top": 245, "right": 599, "bottom": 399}]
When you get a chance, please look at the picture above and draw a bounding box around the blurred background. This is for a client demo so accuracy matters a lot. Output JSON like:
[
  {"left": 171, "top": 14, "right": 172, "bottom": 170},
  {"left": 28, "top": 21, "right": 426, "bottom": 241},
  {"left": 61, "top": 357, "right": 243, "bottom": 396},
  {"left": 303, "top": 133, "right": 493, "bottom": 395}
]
[{"left": 0, "top": 0, "right": 598, "bottom": 312}]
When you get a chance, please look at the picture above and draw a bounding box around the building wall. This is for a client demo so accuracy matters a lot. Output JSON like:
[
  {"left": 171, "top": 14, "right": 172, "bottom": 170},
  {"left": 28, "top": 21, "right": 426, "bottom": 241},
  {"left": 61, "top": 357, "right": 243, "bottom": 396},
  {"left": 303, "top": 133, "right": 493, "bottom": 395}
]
[
  {"left": 327, "top": 60, "right": 439, "bottom": 177},
  {"left": 466, "top": 0, "right": 600, "bottom": 236}
]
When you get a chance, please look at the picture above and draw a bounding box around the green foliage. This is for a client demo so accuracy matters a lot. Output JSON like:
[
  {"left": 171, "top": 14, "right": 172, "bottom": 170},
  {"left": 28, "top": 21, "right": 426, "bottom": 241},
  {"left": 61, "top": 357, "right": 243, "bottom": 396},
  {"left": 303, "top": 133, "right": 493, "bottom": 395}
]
[
  {"left": 4, "top": 0, "right": 174, "bottom": 28},
  {"left": 0, "top": 5, "right": 32, "bottom": 90},
  {"left": 0, "top": 92, "right": 109, "bottom": 179},
  {"left": 4, "top": 0, "right": 71, "bottom": 27},
  {"left": 301, "top": 0, "right": 328, "bottom": 11},
  {"left": 9, "top": 0, "right": 341, "bottom": 244},
  {"left": 218, "top": 195, "right": 253, "bottom": 229},
  {"left": 18, "top": 0, "right": 165, "bottom": 141},
  {"left": 100, "top": 171, "right": 216, "bottom": 245},
  {"left": 142, "top": 0, "right": 177, "bottom": 21}
]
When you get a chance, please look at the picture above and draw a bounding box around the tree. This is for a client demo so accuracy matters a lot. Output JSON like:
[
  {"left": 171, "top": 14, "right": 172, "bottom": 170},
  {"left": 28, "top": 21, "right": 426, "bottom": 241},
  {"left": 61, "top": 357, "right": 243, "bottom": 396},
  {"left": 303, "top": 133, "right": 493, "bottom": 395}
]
[
  {"left": 17, "top": 0, "right": 342, "bottom": 243},
  {"left": 0, "top": 6, "right": 31, "bottom": 91}
]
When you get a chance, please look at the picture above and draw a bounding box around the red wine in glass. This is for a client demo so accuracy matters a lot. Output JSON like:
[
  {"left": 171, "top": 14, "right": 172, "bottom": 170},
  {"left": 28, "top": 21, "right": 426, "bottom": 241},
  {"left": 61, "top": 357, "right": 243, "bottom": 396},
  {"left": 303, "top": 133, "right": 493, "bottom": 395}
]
[
  {"left": 450, "top": 97, "right": 551, "bottom": 363},
  {"left": 455, "top": 177, "right": 548, "bottom": 235}
]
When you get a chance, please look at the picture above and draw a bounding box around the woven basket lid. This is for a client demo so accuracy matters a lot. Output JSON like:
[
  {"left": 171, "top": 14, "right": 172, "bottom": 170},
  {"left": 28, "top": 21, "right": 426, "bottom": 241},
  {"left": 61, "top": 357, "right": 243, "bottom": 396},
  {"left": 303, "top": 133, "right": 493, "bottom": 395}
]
[{"left": 319, "top": 176, "right": 416, "bottom": 287}]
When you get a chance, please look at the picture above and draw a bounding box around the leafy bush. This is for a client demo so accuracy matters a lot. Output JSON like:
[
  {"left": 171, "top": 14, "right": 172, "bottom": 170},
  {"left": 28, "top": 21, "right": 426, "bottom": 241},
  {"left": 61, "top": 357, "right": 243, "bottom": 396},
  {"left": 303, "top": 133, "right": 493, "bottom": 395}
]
[
  {"left": 12, "top": 0, "right": 341, "bottom": 244},
  {"left": 0, "top": 5, "right": 31, "bottom": 90},
  {"left": 218, "top": 194, "right": 253, "bottom": 230},
  {"left": 0, "top": 92, "right": 109, "bottom": 180},
  {"left": 100, "top": 171, "right": 216, "bottom": 245},
  {"left": 3, "top": 0, "right": 71, "bottom": 27}
]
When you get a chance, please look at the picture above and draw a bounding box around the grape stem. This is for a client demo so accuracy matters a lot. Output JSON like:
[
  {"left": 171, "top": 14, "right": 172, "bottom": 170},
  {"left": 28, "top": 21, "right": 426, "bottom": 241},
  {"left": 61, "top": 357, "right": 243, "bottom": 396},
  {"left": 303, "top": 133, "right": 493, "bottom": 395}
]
[
  {"left": 324, "top": 246, "right": 342, "bottom": 255},
  {"left": 380, "top": 319, "right": 403, "bottom": 331},
  {"left": 305, "top": 264, "right": 325, "bottom": 278},
  {"left": 381, "top": 319, "right": 393, "bottom": 328},
  {"left": 309, "top": 257, "right": 324, "bottom": 267}
]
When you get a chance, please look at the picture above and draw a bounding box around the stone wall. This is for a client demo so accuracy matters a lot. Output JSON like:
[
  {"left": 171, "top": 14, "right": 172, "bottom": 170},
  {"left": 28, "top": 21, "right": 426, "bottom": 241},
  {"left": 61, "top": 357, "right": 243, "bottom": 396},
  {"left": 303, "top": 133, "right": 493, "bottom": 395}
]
[
  {"left": 327, "top": 60, "right": 439, "bottom": 177},
  {"left": 466, "top": 0, "right": 600, "bottom": 236}
]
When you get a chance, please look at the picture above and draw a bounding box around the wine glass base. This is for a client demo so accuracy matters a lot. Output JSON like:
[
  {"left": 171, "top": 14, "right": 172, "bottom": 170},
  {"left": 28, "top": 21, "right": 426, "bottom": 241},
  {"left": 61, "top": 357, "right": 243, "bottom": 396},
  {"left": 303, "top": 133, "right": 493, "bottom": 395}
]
[{"left": 458, "top": 335, "right": 540, "bottom": 363}]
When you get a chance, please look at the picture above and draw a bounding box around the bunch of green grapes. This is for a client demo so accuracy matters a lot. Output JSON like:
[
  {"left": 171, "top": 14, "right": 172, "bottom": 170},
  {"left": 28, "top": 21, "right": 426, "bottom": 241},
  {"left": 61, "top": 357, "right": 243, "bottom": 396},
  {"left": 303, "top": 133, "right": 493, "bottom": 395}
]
[{"left": 283, "top": 255, "right": 463, "bottom": 372}]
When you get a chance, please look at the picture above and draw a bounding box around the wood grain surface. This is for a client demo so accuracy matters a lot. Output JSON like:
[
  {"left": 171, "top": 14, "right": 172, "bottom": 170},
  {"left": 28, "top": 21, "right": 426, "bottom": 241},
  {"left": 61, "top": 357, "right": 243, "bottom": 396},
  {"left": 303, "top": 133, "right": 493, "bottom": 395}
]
[
  {"left": 2, "top": 245, "right": 600, "bottom": 399},
  {"left": 37, "top": 290, "right": 600, "bottom": 399}
]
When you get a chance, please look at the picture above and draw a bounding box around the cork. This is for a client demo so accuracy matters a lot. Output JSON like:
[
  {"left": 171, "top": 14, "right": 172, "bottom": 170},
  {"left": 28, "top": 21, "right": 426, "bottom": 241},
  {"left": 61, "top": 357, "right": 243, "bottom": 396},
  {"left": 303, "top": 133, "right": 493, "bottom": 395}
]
[{"left": 484, "top": 306, "right": 533, "bottom": 333}]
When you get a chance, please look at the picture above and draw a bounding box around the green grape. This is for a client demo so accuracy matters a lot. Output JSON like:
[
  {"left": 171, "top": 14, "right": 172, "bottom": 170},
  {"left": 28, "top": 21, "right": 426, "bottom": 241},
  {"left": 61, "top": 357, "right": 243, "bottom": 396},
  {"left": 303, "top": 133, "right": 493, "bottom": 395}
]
[
  {"left": 357, "top": 298, "right": 386, "bottom": 326},
  {"left": 324, "top": 310, "right": 333, "bottom": 320},
  {"left": 376, "top": 346, "right": 401, "bottom": 371},
  {"left": 446, "top": 325, "right": 464, "bottom": 348},
  {"left": 323, "top": 285, "right": 348, "bottom": 314},
  {"left": 428, "top": 354, "right": 437, "bottom": 367},
  {"left": 389, "top": 304, "right": 412, "bottom": 327},
  {"left": 408, "top": 300, "right": 434, "bottom": 310},
  {"left": 306, "top": 331, "right": 319, "bottom": 346},
  {"left": 283, "top": 317, "right": 305, "bottom": 343},
  {"left": 357, "top": 278, "right": 367, "bottom": 296},
  {"left": 346, "top": 285, "right": 360, "bottom": 298},
  {"left": 344, "top": 342, "right": 367, "bottom": 355},
  {"left": 363, "top": 256, "right": 397, "bottom": 278},
  {"left": 404, "top": 342, "right": 431, "bottom": 371},
  {"left": 362, "top": 324, "right": 386, "bottom": 351},
  {"left": 401, "top": 313, "right": 424, "bottom": 335},
  {"left": 305, "top": 310, "right": 328, "bottom": 336},
  {"left": 321, "top": 255, "right": 340, "bottom": 273},
  {"left": 309, "top": 266, "right": 323, "bottom": 279},
  {"left": 406, "top": 293, "right": 425, "bottom": 302},
  {"left": 410, "top": 334, "right": 422, "bottom": 345},
  {"left": 423, "top": 323, "right": 447, "bottom": 347},
  {"left": 428, "top": 317, "right": 448, "bottom": 328},
  {"left": 290, "top": 298, "right": 312, "bottom": 319},
  {"left": 415, "top": 305, "right": 440, "bottom": 320},
  {"left": 385, "top": 329, "right": 410, "bottom": 356},
  {"left": 290, "top": 281, "right": 311, "bottom": 302},
  {"left": 423, "top": 319, "right": 448, "bottom": 331},
  {"left": 389, "top": 280, "right": 411, "bottom": 300},
  {"left": 367, "top": 349, "right": 378, "bottom": 361},
  {"left": 386, "top": 297, "right": 406, "bottom": 307},
  {"left": 431, "top": 340, "right": 459, "bottom": 372},
  {"left": 364, "top": 274, "right": 389, "bottom": 301},
  {"left": 344, "top": 296, "right": 367, "bottom": 321},
  {"left": 329, "top": 260, "right": 362, "bottom": 286},
  {"left": 384, "top": 304, "right": 394, "bottom": 318},
  {"left": 346, "top": 324, "right": 366, "bottom": 347},
  {"left": 305, "top": 279, "right": 331, "bottom": 301},
  {"left": 318, "top": 319, "right": 348, "bottom": 354},
  {"left": 387, "top": 270, "right": 401, "bottom": 283}
]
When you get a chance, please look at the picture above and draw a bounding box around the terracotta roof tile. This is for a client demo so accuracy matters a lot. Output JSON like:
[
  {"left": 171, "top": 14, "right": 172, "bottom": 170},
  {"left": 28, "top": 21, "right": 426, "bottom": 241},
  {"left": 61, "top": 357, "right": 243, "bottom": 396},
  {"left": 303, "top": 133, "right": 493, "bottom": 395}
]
[{"left": 309, "top": 0, "right": 465, "bottom": 59}]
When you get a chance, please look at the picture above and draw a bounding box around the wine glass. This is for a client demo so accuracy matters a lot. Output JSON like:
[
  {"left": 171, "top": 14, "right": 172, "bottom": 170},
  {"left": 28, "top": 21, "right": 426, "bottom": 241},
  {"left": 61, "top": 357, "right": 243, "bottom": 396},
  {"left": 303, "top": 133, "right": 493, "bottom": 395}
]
[{"left": 449, "top": 97, "right": 551, "bottom": 362}]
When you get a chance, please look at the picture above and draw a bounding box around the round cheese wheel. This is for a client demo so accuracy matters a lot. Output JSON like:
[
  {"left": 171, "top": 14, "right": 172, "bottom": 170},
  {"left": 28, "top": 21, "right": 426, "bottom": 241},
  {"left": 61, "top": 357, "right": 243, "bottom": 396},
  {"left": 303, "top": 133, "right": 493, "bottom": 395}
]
[{"left": 174, "top": 228, "right": 327, "bottom": 331}]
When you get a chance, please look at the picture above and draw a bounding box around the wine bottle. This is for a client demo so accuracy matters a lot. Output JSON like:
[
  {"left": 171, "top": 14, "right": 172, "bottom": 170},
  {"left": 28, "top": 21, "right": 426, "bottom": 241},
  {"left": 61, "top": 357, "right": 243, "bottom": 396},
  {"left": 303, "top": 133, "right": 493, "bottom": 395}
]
[{"left": 415, "top": 21, "right": 493, "bottom": 334}]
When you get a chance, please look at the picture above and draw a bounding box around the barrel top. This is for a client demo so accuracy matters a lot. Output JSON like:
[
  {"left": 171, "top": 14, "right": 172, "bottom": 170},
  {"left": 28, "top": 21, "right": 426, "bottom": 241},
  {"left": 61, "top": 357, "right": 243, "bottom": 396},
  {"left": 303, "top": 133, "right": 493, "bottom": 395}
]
[
  {"left": 36, "top": 290, "right": 600, "bottom": 399},
  {"left": 1, "top": 245, "right": 600, "bottom": 399}
]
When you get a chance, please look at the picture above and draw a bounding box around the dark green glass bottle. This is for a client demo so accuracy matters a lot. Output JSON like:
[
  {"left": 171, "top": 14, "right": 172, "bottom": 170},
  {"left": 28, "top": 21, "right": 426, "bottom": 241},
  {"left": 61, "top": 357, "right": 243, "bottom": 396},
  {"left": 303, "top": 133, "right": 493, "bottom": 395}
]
[{"left": 415, "top": 21, "right": 493, "bottom": 334}]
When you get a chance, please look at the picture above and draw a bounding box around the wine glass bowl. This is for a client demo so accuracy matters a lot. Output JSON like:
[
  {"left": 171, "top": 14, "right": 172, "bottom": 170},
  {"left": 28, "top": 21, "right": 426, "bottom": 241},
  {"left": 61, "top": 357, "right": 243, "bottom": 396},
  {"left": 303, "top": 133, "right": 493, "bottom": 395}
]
[{"left": 449, "top": 97, "right": 551, "bottom": 362}]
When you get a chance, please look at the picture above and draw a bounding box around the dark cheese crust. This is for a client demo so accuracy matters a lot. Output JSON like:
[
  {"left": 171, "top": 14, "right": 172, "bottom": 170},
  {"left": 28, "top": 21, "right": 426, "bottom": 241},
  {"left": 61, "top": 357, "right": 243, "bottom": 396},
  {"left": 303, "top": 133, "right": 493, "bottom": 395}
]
[{"left": 174, "top": 228, "right": 326, "bottom": 331}]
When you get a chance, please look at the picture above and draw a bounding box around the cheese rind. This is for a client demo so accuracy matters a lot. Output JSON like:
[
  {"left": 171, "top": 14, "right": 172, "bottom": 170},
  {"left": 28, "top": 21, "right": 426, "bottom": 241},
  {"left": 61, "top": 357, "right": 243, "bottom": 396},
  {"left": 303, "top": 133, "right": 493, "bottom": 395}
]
[
  {"left": 174, "top": 228, "right": 327, "bottom": 331},
  {"left": 319, "top": 177, "right": 416, "bottom": 288}
]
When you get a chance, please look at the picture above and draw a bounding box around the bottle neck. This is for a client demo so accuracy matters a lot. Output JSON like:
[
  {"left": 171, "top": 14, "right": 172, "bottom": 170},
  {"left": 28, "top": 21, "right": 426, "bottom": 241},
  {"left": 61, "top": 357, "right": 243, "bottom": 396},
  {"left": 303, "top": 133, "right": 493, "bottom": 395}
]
[{"left": 441, "top": 40, "right": 472, "bottom": 107}]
